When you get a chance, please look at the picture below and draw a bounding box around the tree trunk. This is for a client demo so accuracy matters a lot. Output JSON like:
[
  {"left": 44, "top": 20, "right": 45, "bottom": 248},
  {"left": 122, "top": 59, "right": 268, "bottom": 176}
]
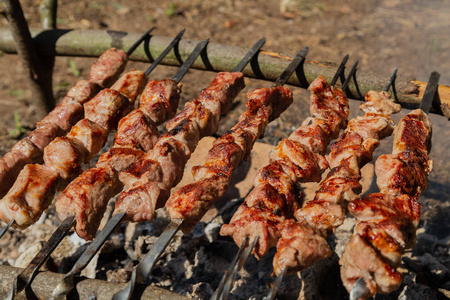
[{"left": 0, "top": 0, "right": 55, "bottom": 119}]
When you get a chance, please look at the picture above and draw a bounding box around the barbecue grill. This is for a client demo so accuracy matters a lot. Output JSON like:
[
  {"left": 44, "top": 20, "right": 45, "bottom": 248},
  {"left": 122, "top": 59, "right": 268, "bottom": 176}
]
[{"left": 0, "top": 2, "right": 449, "bottom": 299}]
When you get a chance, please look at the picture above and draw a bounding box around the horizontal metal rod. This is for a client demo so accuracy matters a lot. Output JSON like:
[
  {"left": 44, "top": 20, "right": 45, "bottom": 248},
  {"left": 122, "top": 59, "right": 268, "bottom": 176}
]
[
  {"left": 0, "top": 265, "right": 188, "bottom": 300},
  {"left": 0, "top": 27, "right": 449, "bottom": 118}
]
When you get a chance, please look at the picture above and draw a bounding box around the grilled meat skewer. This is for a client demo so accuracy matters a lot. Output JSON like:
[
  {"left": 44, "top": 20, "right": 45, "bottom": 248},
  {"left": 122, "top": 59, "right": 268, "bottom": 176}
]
[
  {"left": 219, "top": 73, "right": 350, "bottom": 259},
  {"left": 213, "top": 56, "right": 352, "bottom": 300},
  {"left": 272, "top": 87, "right": 401, "bottom": 278},
  {"left": 0, "top": 74, "right": 144, "bottom": 230},
  {"left": 0, "top": 30, "right": 185, "bottom": 233},
  {"left": 3, "top": 31, "right": 188, "bottom": 300},
  {"left": 213, "top": 61, "right": 356, "bottom": 300},
  {"left": 52, "top": 38, "right": 265, "bottom": 300},
  {"left": 55, "top": 35, "right": 210, "bottom": 242},
  {"left": 0, "top": 28, "right": 154, "bottom": 199},
  {"left": 111, "top": 46, "right": 305, "bottom": 300},
  {"left": 341, "top": 72, "right": 437, "bottom": 300}
]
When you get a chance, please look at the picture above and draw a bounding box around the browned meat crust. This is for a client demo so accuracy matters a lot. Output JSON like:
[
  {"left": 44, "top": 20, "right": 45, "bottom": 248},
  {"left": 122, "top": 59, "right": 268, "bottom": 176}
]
[{"left": 340, "top": 109, "right": 432, "bottom": 297}]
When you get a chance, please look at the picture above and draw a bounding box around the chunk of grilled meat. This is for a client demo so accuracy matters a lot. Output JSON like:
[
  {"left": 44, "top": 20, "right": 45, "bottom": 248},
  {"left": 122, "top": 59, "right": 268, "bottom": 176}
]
[
  {"left": 273, "top": 90, "right": 401, "bottom": 276},
  {"left": 0, "top": 164, "right": 58, "bottom": 229},
  {"left": 273, "top": 219, "right": 332, "bottom": 274},
  {"left": 166, "top": 86, "right": 293, "bottom": 234},
  {"left": 43, "top": 120, "right": 108, "bottom": 180},
  {"left": 0, "top": 70, "right": 146, "bottom": 228},
  {"left": 340, "top": 109, "right": 432, "bottom": 298},
  {"left": 220, "top": 76, "right": 347, "bottom": 258},
  {"left": 88, "top": 48, "right": 128, "bottom": 88},
  {"left": 55, "top": 79, "right": 182, "bottom": 240},
  {"left": 115, "top": 72, "right": 246, "bottom": 225}
]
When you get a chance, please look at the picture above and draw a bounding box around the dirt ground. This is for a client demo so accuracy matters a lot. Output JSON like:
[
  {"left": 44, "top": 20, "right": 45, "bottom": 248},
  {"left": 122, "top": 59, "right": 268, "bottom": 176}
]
[{"left": 0, "top": 0, "right": 449, "bottom": 299}]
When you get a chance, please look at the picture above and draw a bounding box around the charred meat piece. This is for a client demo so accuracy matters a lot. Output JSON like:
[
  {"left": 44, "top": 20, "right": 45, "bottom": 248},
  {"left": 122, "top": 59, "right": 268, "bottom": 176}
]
[
  {"left": 84, "top": 88, "right": 129, "bottom": 130},
  {"left": 111, "top": 69, "right": 147, "bottom": 103},
  {"left": 55, "top": 165, "right": 119, "bottom": 240},
  {"left": 140, "top": 79, "right": 183, "bottom": 125},
  {"left": 111, "top": 109, "right": 160, "bottom": 152},
  {"left": 273, "top": 219, "right": 332, "bottom": 275},
  {"left": 44, "top": 120, "right": 107, "bottom": 179}
]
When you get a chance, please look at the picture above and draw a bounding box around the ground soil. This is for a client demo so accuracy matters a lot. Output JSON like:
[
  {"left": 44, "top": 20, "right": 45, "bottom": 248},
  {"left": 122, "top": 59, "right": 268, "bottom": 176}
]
[{"left": 0, "top": 0, "right": 449, "bottom": 299}]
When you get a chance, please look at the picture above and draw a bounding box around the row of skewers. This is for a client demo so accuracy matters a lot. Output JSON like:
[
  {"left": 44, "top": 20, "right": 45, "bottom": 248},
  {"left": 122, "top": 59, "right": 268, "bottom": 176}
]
[{"left": 0, "top": 27, "right": 439, "bottom": 300}]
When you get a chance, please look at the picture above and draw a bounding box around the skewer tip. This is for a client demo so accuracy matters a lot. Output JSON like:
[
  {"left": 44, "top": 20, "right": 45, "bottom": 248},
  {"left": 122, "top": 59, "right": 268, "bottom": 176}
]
[
  {"left": 0, "top": 219, "right": 14, "bottom": 239},
  {"left": 349, "top": 277, "right": 371, "bottom": 300}
]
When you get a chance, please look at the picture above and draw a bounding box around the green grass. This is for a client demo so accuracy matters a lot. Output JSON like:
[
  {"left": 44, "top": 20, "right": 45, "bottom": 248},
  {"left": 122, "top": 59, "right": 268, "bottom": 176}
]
[
  {"left": 165, "top": 3, "right": 177, "bottom": 18},
  {"left": 69, "top": 59, "right": 81, "bottom": 77},
  {"left": 9, "top": 112, "right": 26, "bottom": 138}
]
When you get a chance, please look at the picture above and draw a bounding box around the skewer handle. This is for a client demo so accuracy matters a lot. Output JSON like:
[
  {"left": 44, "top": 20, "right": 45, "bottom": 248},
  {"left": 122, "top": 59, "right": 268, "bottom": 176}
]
[
  {"left": 330, "top": 54, "right": 349, "bottom": 87},
  {"left": 233, "top": 37, "right": 266, "bottom": 72},
  {"left": 264, "top": 267, "right": 287, "bottom": 300},
  {"left": 6, "top": 216, "right": 75, "bottom": 300}
]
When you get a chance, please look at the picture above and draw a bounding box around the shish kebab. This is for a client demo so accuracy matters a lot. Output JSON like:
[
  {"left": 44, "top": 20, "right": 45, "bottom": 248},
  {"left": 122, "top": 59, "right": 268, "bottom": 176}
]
[
  {"left": 0, "top": 29, "right": 185, "bottom": 237},
  {"left": 48, "top": 37, "right": 267, "bottom": 299},
  {"left": 0, "top": 27, "right": 154, "bottom": 200},
  {"left": 260, "top": 67, "right": 402, "bottom": 300},
  {"left": 3, "top": 31, "right": 195, "bottom": 300},
  {"left": 212, "top": 56, "right": 356, "bottom": 300},
  {"left": 341, "top": 72, "right": 438, "bottom": 300},
  {"left": 0, "top": 27, "right": 155, "bottom": 236},
  {"left": 80, "top": 39, "right": 272, "bottom": 300},
  {"left": 109, "top": 46, "right": 308, "bottom": 300}
]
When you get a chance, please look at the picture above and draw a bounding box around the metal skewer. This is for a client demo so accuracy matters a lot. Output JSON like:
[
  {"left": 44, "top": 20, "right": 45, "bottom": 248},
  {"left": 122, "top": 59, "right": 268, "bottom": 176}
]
[
  {"left": 349, "top": 71, "right": 439, "bottom": 300},
  {"left": 330, "top": 54, "right": 349, "bottom": 86},
  {"left": 384, "top": 67, "right": 398, "bottom": 92},
  {"left": 48, "top": 29, "right": 187, "bottom": 300},
  {"left": 125, "top": 26, "right": 155, "bottom": 56},
  {"left": 111, "top": 42, "right": 305, "bottom": 300},
  {"left": 0, "top": 219, "right": 13, "bottom": 239},
  {"left": 211, "top": 237, "right": 259, "bottom": 300},
  {"left": 214, "top": 57, "right": 356, "bottom": 300}
]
